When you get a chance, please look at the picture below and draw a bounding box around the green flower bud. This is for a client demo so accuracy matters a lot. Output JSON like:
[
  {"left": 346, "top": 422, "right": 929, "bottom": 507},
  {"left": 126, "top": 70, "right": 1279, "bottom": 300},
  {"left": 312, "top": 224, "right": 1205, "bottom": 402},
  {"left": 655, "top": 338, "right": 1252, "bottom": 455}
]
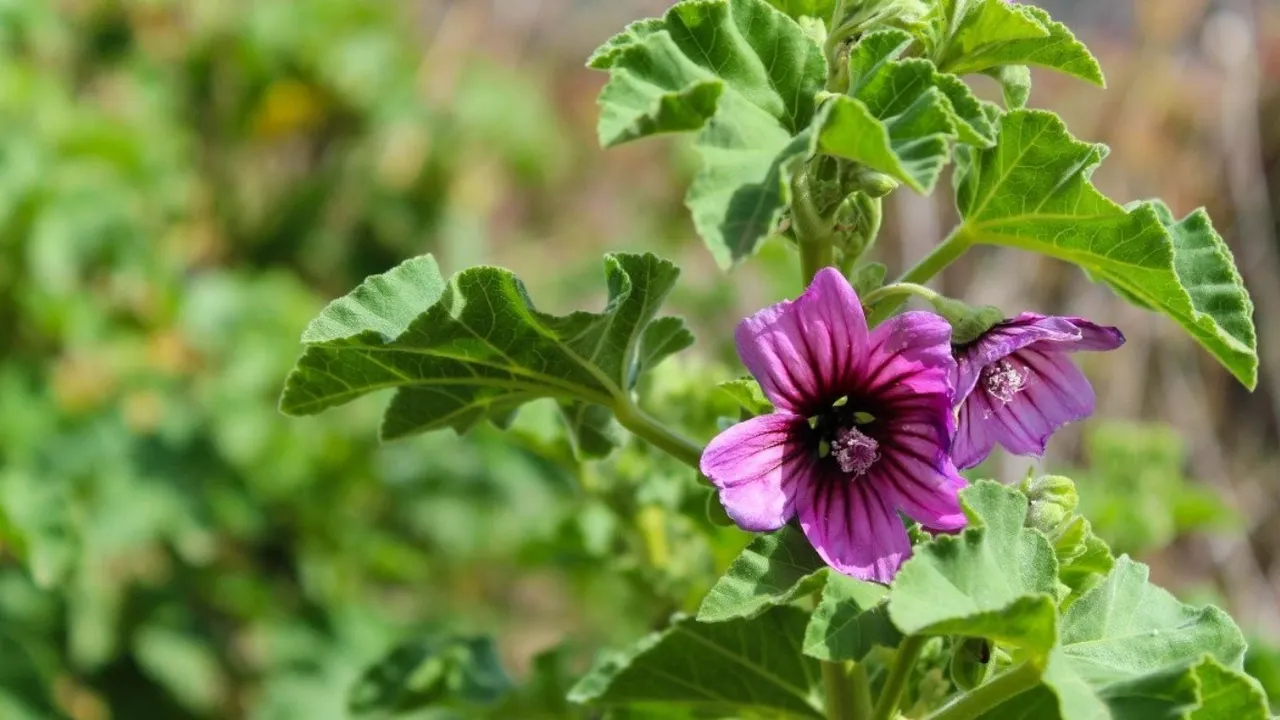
[
  {"left": 949, "top": 637, "right": 993, "bottom": 691},
  {"left": 850, "top": 168, "right": 900, "bottom": 198},
  {"left": 1020, "top": 475, "right": 1080, "bottom": 535}
]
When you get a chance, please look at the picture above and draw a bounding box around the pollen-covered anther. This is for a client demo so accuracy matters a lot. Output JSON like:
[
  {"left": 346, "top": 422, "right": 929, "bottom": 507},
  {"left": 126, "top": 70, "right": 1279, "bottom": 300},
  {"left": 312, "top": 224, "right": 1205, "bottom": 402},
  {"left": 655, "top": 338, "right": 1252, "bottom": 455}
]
[
  {"left": 981, "top": 358, "right": 1028, "bottom": 404},
  {"left": 831, "top": 426, "right": 880, "bottom": 476}
]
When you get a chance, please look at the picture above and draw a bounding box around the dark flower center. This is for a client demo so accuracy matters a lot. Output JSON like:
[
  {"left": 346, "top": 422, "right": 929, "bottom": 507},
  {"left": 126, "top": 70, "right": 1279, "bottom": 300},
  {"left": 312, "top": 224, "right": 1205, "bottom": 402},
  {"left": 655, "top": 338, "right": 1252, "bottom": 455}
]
[
  {"left": 830, "top": 426, "right": 879, "bottom": 476},
  {"left": 981, "top": 358, "right": 1028, "bottom": 403}
]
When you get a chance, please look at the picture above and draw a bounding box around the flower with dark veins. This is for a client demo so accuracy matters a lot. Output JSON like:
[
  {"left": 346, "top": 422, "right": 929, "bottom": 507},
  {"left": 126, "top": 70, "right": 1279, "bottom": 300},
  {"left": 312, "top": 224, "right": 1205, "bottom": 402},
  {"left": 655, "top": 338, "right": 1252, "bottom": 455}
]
[
  {"left": 952, "top": 313, "right": 1125, "bottom": 470},
  {"left": 700, "top": 269, "right": 967, "bottom": 583}
]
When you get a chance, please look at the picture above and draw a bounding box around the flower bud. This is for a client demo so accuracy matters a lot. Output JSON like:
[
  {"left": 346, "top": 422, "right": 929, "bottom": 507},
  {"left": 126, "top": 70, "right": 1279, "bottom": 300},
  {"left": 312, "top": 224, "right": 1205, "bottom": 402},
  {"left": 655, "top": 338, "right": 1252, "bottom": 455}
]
[
  {"left": 1020, "top": 475, "right": 1079, "bottom": 535},
  {"left": 949, "top": 637, "right": 993, "bottom": 691},
  {"left": 850, "top": 168, "right": 900, "bottom": 198}
]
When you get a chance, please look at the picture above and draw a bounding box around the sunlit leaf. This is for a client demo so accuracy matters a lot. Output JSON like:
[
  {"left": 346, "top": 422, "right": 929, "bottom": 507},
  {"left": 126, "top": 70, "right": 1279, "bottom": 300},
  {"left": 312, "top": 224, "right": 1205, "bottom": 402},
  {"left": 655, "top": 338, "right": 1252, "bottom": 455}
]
[
  {"left": 888, "top": 481, "right": 1060, "bottom": 656},
  {"left": 589, "top": 0, "right": 826, "bottom": 266},
  {"left": 569, "top": 608, "right": 824, "bottom": 718},
  {"left": 802, "top": 573, "right": 901, "bottom": 661},
  {"left": 817, "top": 29, "right": 997, "bottom": 194},
  {"left": 280, "top": 253, "right": 691, "bottom": 456},
  {"left": 938, "top": 1, "right": 1104, "bottom": 86},
  {"left": 698, "top": 526, "right": 826, "bottom": 622},
  {"left": 952, "top": 110, "right": 1257, "bottom": 388}
]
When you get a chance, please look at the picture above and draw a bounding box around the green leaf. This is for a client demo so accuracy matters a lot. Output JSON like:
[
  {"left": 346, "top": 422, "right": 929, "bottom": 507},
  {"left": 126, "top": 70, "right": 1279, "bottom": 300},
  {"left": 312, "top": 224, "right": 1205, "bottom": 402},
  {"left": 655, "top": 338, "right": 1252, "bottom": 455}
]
[
  {"left": 590, "top": 0, "right": 826, "bottom": 266},
  {"left": 568, "top": 608, "right": 824, "bottom": 718},
  {"left": 698, "top": 526, "right": 825, "bottom": 622},
  {"left": 1057, "top": 557, "right": 1246, "bottom": 687},
  {"left": 952, "top": 110, "right": 1258, "bottom": 388},
  {"left": 888, "top": 481, "right": 1059, "bottom": 656},
  {"left": 850, "top": 262, "right": 888, "bottom": 296},
  {"left": 763, "top": 0, "right": 836, "bottom": 20},
  {"left": 986, "top": 64, "right": 1032, "bottom": 109},
  {"left": 348, "top": 635, "right": 511, "bottom": 715},
  {"left": 1189, "top": 656, "right": 1271, "bottom": 719},
  {"left": 1031, "top": 557, "right": 1250, "bottom": 719},
  {"left": 939, "top": 1, "right": 1104, "bottom": 86},
  {"left": 715, "top": 377, "right": 774, "bottom": 418},
  {"left": 818, "top": 29, "right": 996, "bottom": 194},
  {"left": 802, "top": 573, "right": 901, "bottom": 661},
  {"left": 280, "top": 253, "right": 691, "bottom": 456}
]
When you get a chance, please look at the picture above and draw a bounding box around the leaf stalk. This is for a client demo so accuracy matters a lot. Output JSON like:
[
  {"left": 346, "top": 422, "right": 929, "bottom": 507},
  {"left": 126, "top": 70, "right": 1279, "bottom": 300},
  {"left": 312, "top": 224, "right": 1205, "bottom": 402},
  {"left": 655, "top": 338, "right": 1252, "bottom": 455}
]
[
  {"left": 614, "top": 399, "right": 705, "bottom": 470},
  {"left": 924, "top": 661, "right": 1041, "bottom": 720},
  {"left": 871, "top": 634, "right": 928, "bottom": 720}
]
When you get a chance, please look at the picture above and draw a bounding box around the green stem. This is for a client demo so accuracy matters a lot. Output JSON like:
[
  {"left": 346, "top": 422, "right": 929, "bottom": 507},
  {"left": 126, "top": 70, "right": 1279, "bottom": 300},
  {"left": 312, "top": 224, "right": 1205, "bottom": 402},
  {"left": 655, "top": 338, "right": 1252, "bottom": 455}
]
[
  {"left": 822, "top": 661, "right": 859, "bottom": 720},
  {"left": 871, "top": 635, "right": 928, "bottom": 720},
  {"left": 850, "top": 662, "right": 873, "bottom": 720},
  {"left": 823, "top": 0, "right": 852, "bottom": 92},
  {"left": 866, "top": 229, "right": 972, "bottom": 326},
  {"left": 925, "top": 662, "right": 1041, "bottom": 720},
  {"left": 792, "top": 168, "right": 836, "bottom": 284},
  {"left": 614, "top": 400, "right": 704, "bottom": 470},
  {"left": 860, "top": 282, "right": 943, "bottom": 308}
]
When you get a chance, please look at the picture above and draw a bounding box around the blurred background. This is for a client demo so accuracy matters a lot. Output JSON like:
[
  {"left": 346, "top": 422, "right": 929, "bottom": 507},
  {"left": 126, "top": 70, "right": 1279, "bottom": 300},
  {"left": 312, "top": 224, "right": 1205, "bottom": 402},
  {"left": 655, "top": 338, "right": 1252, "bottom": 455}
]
[{"left": 0, "top": 0, "right": 1277, "bottom": 717}]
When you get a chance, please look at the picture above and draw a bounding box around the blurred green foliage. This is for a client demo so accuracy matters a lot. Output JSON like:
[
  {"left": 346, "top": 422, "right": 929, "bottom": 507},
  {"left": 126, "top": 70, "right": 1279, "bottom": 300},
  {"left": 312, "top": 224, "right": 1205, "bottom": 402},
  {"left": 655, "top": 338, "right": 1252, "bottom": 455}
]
[
  {"left": 0, "top": 0, "right": 1275, "bottom": 717},
  {"left": 1071, "top": 421, "right": 1237, "bottom": 558},
  {"left": 0, "top": 0, "right": 744, "bottom": 717}
]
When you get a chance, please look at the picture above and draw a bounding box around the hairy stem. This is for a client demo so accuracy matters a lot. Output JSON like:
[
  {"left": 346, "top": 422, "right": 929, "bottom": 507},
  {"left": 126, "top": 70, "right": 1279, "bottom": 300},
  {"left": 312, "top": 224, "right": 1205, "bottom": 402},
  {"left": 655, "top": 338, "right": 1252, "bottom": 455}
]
[
  {"left": 860, "top": 282, "right": 943, "bottom": 308},
  {"left": 871, "top": 635, "right": 927, "bottom": 720},
  {"left": 925, "top": 662, "right": 1041, "bottom": 720},
  {"left": 822, "top": 661, "right": 861, "bottom": 720},
  {"left": 793, "top": 169, "right": 836, "bottom": 284},
  {"left": 867, "top": 229, "right": 971, "bottom": 326},
  {"left": 850, "top": 662, "right": 874, "bottom": 719},
  {"left": 614, "top": 400, "right": 704, "bottom": 470}
]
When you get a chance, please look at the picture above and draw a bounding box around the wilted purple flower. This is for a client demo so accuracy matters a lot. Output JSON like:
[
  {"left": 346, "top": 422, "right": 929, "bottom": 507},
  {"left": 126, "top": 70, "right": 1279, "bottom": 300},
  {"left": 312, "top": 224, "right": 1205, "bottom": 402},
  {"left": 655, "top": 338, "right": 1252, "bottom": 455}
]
[
  {"left": 951, "top": 314, "right": 1125, "bottom": 470},
  {"left": 700, "top": 269, "right": 966, "bottom": 583}
]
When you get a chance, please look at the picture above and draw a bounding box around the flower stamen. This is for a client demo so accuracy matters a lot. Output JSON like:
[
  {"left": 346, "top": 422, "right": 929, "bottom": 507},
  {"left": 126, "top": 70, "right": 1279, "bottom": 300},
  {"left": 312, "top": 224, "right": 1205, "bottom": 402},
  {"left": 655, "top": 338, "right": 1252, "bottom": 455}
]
[
  {"left": 981, "top": 358, "right": 1027, "bottom": 404},
  {"left": 831, "top": 426, "right": 879, "bottom": 476}
]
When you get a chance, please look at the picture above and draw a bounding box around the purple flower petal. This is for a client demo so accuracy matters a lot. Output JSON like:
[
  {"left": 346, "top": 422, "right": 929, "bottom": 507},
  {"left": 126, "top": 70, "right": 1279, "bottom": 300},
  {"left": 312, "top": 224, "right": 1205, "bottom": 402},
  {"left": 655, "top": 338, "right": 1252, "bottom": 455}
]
[
  {"left": 700, "top": 413, "right": 811, "bottom": 532},
  {"left": 863, "top": 311, "right": 956, "bottom": 400},
  {"left": 735, "top": 268, "right": 869, "bottom": 414},
  {"left": 971, "top": 348, "right": 1095, "bottom": 463},
  {"left": 955, "top": 314, "right": 1124, "bottom": 401},
  {"left": 797, "top": 468, "right": 912, "bottom": 584},
  {"left": 873, "top": 428, "right": 967, "bottom": 531},
  {"left": 952, "top": 391, "right": 1000, "bottom": 469}
]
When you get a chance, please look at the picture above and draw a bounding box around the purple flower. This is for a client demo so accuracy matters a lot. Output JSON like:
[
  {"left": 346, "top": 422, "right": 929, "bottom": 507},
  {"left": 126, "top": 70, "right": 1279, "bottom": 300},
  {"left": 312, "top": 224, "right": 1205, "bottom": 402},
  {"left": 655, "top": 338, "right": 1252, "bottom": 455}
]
[
  {"left": 951, "top": 313, "right": 1125, "bottom": 470},
  {"left": 700, "top": 269, "right": 967, "bottom": 583}
]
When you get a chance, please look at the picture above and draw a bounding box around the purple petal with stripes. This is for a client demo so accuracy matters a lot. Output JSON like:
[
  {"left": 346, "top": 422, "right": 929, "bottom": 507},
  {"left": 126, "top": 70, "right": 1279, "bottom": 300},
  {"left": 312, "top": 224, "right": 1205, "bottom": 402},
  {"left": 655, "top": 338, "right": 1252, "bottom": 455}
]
[
  {"left": 735, "top": 267, "right": 869, "bottom": 414},
  {"left": 797, "top": 468, "right": 912, "bottom": 584},
  {"left": 700, "top": 413, "right": 812, "bottom": 532},
  {"left": 873, "top": 423, "right": 967, "bottom": 531}
]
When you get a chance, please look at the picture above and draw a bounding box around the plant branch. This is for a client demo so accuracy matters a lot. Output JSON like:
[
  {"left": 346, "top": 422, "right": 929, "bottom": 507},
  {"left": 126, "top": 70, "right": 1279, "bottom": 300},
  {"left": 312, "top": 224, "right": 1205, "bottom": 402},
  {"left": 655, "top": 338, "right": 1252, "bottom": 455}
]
[
  {"left": 871, "top": 635, "right": 927, "bottom": 720},
  {"left": 925, "top": 662, "right": 1041, "bottom": 720},
  {"left": 867, "top": 228, "right": 971, "bottom": 326},
  {"left": 822, "top": 660, "right": 867, "bottom": 720},
  {"left": 614, "top": 400, "right": 704, "bottom": 470},
  {"left": 860, "top": 282, "right": 943, "bottom": 308},
  {"left": 792, "top": 168, "right": 836, "bottom": 284}
]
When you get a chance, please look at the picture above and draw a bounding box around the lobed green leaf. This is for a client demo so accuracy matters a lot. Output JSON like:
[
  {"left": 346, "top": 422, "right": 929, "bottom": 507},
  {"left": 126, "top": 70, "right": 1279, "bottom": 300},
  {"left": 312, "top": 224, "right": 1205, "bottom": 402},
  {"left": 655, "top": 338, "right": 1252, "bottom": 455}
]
[
  {"left": 938, "top": 0, "right": 1104, "bottom": 86},
  {"left": 802, "top": 572, "right": 901, "bottom": 662},
  {"left": 589, "top": 0, "right": 827, "bottom": 266},
  {"left": 817, "top": 28, "right": 998, "bottom": 194},
  {"left": 698, "top": 526, "right": 826, "bottom": 623},
  {"left": 952, "top": 110, "right": 1258, "bottom": 388},
  {"left": 888, "top": 481, "right": 1060, "bottom": 657},
  {"left": 280, "top": 253, "right": 691, "bottom": 457},
  {"left": 568, "top": 608, "right": 824, "bottom": 718}
]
